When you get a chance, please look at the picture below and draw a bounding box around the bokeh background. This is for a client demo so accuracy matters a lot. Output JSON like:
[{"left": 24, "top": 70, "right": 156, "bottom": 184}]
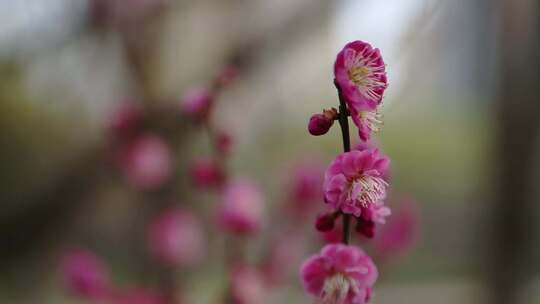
[{"left": 1, "top": 0, "right": 539, "bottom": 303}]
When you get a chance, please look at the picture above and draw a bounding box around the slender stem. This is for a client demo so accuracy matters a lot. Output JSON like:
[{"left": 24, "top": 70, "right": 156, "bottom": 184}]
[
  {"left": 334, "top": 79, "right": 352, "bottom": 244},
  {"left": 335, "top": 80, "right": 351, "bottom": 152}
]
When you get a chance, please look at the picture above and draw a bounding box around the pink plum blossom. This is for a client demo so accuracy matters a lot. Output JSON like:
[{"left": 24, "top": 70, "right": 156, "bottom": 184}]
[
  {"left": 334, "top": 40, "right": 387, "bottom": 112},
  {"left": 300, "top": 244, "right": 378, "bottom": 304},
  {"left": 374, "top": 199, "right": 419, "bottom": 260},
  {"left": 189, "top": 158, "right": 224, "bottom": 189},
  {"left": 180, "top": 86, "right": 212, "bottom": 120},
  {"left": 354, "top": 142, "right": 391, "bottom": 181},
  {"left": 217, "top": 179, "right": 265, "bottom": 236},
  {"left": 230, "top": 265, "right": 266, "bottom": 304},
  {"left": 287, "top": 161, "right": 325, "bottom": 218},
  {"left": 146, "top": 208, "right": 205, "bottom": 267},
  {"left": 119, "top": 134, "right": 173, "bottom": 190},
  {"left": 60, "top": 249, "right": 111, "bottom": 300},
  {"left": 334, "top": 41, "right": 387, "bottom": 141},
  {"left": 323, "top": 149, "right": 390, "bottom": 218}
]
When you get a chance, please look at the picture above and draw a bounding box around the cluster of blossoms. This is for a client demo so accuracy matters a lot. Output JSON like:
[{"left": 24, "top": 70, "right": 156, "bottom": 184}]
[
  {"left": 181, "top": 67, "right": 271, "bottom": 304},
  {"left": 302, "top": 40, "right": 391, "bottom": 304},
  {"left": 60, "top": 65, "right": 242, "bottom": 304},
  {"left": 61, "top": 248, "right": 167, "bottom": 304}
]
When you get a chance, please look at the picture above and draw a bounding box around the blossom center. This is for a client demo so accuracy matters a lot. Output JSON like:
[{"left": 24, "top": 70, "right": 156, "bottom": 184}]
[
  {"left": 349, "top": 175, "right": 387, "bottom": 207},
  {"left": 321, "top": 273, "right": 357, "bottom": 304},
  {"left": 348, "top": 66, "right": 370, "bottom": 87},
  {"left": 344, "top": 49, "right": 387, "bottom": 102}
]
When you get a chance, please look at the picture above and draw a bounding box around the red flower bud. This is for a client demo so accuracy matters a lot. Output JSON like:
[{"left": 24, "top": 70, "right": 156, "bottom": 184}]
[
  {"left": 356, "top": 218, "right": 375, "bottom": 238},
  {"left": 308, "top": 108, "right": 338, "bottom": 136},
  {"left": 315, "top": 213, "right": 336, "bottom": 232},
  {"left": 308, "top": 114, "right": 333, "bottom": 136}
]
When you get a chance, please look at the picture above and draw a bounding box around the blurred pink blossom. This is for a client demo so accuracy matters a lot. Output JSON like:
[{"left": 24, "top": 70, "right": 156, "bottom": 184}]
[
  {"left": 215, "top": 131, "right": 233, "bottom": 156},
  {"left": 60, "top": 248, "right": 111, "bottom": 300},
  {"left": 189, "top": 158, "right": 224, "bottom": 189},
  {"left": 231, "top": 265, "right": 266, "bottom": 304},
  {"left": 361, "top": 202, "right": 391, "bottom": 225},
  {"left": 147, "top": 208, "right": 205, "bottom": 267},
  {"left": 217, "top": 179, "right": 265, "bottom": 236},
  {"left": 261, "top": 233, "right": 305, "bottom": 286},
  {"left": 300, "top": 244, "right": 377, "bottom": 304},
  {"left": 180, "top": 87, "right": 212, "bottom": 121},
  {"left": 374, "top": 199, "right": 419, "bottom": 261},
  {"left": 323, "top": 149, "right": 390, "bottom": 217},
  {"left": 119, "top": 134, "right": 173, "bottom": 190},
  {"left": 287, "top": 161, "right": 325, "bottom": 218},
  {"left": 108, "top": 101, "right": 143, "bottom": 141}
]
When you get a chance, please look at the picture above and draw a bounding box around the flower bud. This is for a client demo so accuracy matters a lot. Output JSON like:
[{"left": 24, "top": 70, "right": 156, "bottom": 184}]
[
  {"left": 60, "top": 249, "right": 111, "bottom": 300},
  {"left": 180, "top": 87, "right": 212, "bottom": 121},
  {"left": 215, "top": 131, "right": 233, "bottom": 155},
  {"left": 189, "top": 158, "right": 224, "bottom": 189},
  {"left": 146, "top": 208, "right": 205, "bottom": 267},
  {"left": 308, "top": 108, "right": 337, "bottom": 136},
  {"left": 315, "top": 213, "right": 336, "bottom": 232},
  {"left": 356, "top": 218, "right": 375, "bottom": 238}
]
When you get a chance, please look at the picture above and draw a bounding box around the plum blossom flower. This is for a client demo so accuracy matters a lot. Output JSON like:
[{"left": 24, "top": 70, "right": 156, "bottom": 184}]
[
  {"left": 119, "top": 134, "right": 173, "bottom": 190},
  {"left": 374, "top": 199, "right": 419, "bottom": 260},
  {"left": 146, "top": 208, "right": 205, "bottom": 267},
  {"left": 189, "top": 158, "right": 224, "bottom": 188},
  {"left": 180, "top": 86, "right": 212, "bottom": 120},
  {"left": 334, "top": 41, "right": 388, "bottom": 141},
  {"left": 323, "top": 149, "right": 390, "bottom": 218},
  {"left": 230, "top": 265, "right": 266, "bottom": 304},
  {"left": 60, "top": 249, "right": 111, "bottom": 300},
  {"left": 287, "top": 161, "right": 325, "bottom": 217},
  {"left": 300, "top": 244, "right": 377, "bottom": 304},
  {"left": 217, "top": 179, "right": 265, "bottom": 235},
  {"left": 334, "top": 40, "right": 387, "bottom": 112}
]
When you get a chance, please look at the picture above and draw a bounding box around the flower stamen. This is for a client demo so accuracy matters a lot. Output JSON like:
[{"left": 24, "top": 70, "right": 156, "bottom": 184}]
[
  {"left": 358, "top": 111, "right": 383, "bottom": 133},
  {"left": 320, "top": 273, "right": 359, "bottom": 304}
]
